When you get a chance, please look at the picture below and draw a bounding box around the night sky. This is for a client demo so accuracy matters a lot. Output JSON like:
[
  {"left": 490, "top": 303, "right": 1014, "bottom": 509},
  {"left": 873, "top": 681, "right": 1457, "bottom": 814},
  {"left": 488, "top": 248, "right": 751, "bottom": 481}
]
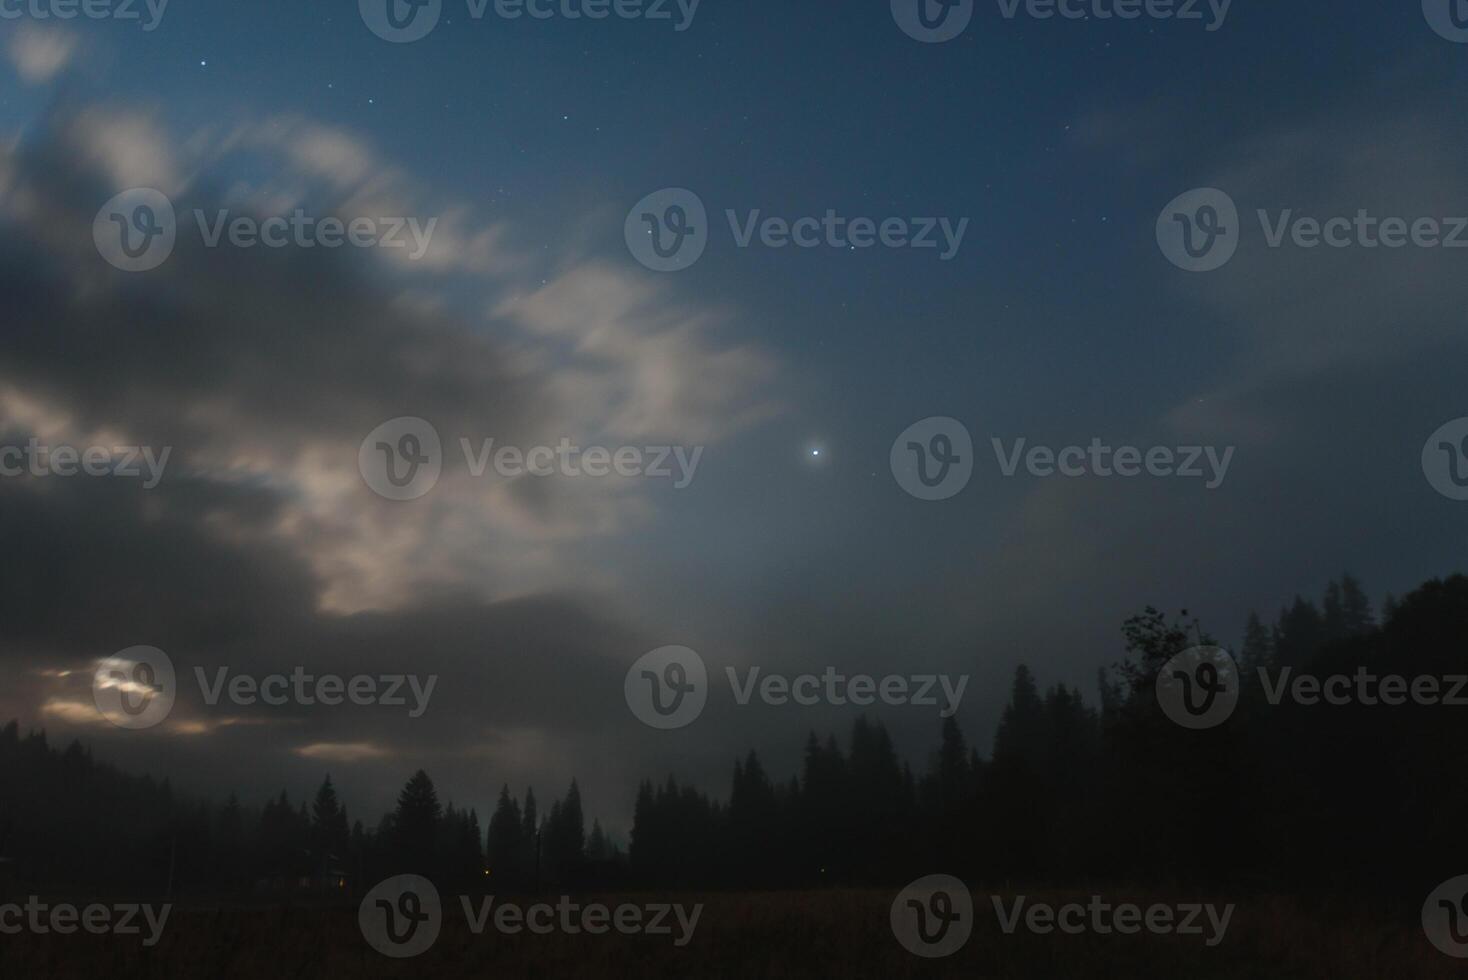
[{"left": 2, "top": 1, "right": 1467, "bottom": 838}]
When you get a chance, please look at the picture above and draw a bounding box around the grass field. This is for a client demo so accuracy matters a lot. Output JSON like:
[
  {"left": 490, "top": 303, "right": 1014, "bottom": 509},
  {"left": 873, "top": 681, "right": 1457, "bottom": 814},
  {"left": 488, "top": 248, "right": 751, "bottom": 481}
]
[{"left": 0, "top": 888, "right": 1452, "bottom": 978}]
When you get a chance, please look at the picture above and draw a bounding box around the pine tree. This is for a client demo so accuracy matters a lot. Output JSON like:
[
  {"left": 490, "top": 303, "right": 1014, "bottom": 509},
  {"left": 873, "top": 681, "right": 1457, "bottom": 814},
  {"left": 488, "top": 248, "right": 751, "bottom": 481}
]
[
  {"left": 556, "top": 780, "right": 585, "bottom": 866},
  {"left": 586, "top": 819, "right": 609, "bottom": 862},
  {"left": 393, "top": 770, "right": 441, "bottom": 874},
  {"left": 1238, "top": 611, "right": 1272, "bottom": 673},
  {"left": 1273, "top": 597, "right": 1323, "bottom": 666},
  {"left": 1339, "top": 573, "right": 1374, "bottom": 636},
  {"left": 1321, "top": 580, "right": 1346, "bottom": 644},
  {"left": 310, "top": 776, "right": 350, "bottom": 871},
  {"left": 486, "top": 785, "right": 523, "bottom": 882}
]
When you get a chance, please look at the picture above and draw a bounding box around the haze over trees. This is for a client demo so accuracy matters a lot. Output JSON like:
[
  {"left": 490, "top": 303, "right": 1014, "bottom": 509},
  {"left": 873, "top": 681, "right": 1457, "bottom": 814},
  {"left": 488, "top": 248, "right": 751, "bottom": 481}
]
[{"left": 2, "top": 573, "right": 1463, "bottom": 906}]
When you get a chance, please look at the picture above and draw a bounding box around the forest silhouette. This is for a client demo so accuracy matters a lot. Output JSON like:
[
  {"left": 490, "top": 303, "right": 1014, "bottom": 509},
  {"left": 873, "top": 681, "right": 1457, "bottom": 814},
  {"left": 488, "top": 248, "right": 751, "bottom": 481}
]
[{"left": 3, "top": 573, "right": 1464, "bottom": 908}]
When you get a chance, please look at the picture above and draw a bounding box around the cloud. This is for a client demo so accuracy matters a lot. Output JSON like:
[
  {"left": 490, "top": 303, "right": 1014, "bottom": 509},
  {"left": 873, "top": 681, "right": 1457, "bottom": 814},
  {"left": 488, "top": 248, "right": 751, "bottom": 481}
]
[
  {"left": 0, "top": 100, "right": 782, "bottom": 614},
  {"left": 1166, "top": 110, "right": 1468, "bottom": 377},
  {"left": 0, "top": 92, "right": 791, "bottom": 830},
  {"left": 295, "top": 742, "right": 391, "bottom": 762},
  {"left": 6, "top": 26, "right": 78, "bottom": 85}
]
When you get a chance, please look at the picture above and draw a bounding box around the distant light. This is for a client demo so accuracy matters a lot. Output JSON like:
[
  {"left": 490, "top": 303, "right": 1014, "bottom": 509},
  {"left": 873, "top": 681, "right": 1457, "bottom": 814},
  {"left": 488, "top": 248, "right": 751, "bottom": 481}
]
[{"left": 811, "top": 449, "right": 821, "bottom": 457}]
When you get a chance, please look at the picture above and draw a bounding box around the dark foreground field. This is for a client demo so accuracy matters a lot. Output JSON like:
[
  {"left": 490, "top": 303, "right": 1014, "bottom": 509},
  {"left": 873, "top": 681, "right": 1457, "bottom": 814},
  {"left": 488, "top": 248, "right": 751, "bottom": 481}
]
[{"left": 0, "top": 888, "right": 1451, "bottom": 979}]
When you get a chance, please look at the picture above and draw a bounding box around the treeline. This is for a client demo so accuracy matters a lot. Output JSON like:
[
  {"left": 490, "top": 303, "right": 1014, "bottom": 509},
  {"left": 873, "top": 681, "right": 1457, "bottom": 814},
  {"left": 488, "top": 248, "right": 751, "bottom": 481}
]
[
  {"left": 3, "top": 573, "right": 1466, "bottom": 903},
  {"left": 623, "top": 671, "right": 1103, "bottom": 887},
  {"left": 0, "top": 730, "right": 606, "bottom": 894},
  {"left": 624, "top": 573, "right": 1468, "bottom": 904}
]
